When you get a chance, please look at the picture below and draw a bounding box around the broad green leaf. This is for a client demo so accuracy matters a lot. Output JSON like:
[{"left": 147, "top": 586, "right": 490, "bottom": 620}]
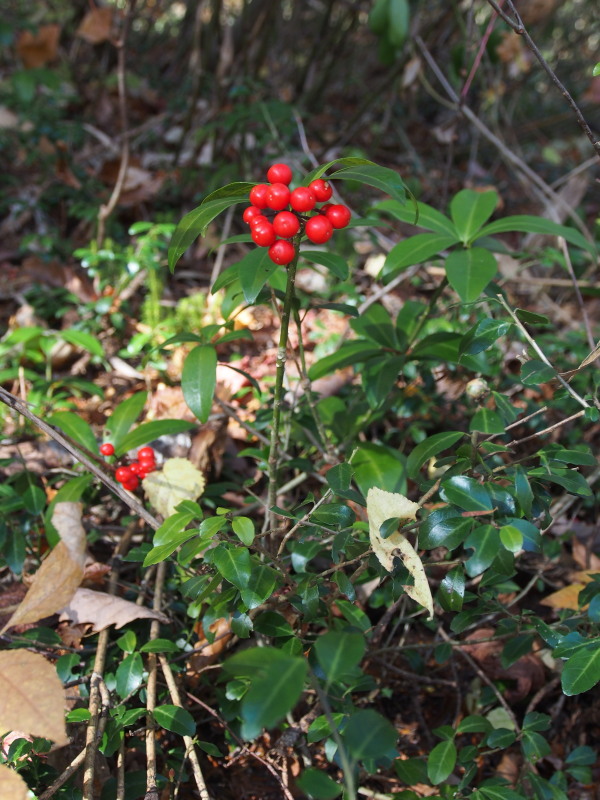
[
  {"left": 500, "top": 517, "right": 540, "bottom": 552},
  {"left": 59, "top": 330, "right": 104, "bottom": 358},
  {"left": 115, "top": 653, "right": 144, "bottom": 699},
  {"left": 407, "top": 431, "right": 464, "bottom": 478},
  {"left": 105, "top": 392, "right": 147, "bottom": 448},
  {"left": 520, "top": 359, "right": 556, "bottom": 386},
  {"left": 382, "top": 233, "right": 458, "bottom": 279},
  {"left": 329, "top": 164, "right": 406, "bottom": 204},
  {"left": 480, "top": 785, "right": 528, "bottom": 800},
  {"left": 240, "top": 564, "right": 279, "bottom": 609},
  {"left": 445, "top": 247, "right": 497, "bottom": 302},
  {"left": 457, "top": 715, "right": 492, "bottom": 734},
  {"left": 343, "top": 709, "right": 397, "bottom": 760},
  {"left": 501, "top": 634, "right": 535, "bottom": 669},
  {"left": 153, "top": 511, "right": 197, "bottom": 547},
  {"left": 153, "top": 705, "right": 196, "bottom": 737},
  {"left": 303, "top": 157, "right": 374, "bottom": 184},
  {"left": 212, "top": 545, "right": 251, "bottom": 590},
  {"left": 460, "top": 319, "right": 512, "bottom": 356},
  {"left": 477, "top": 216, "right": 596, "bottom": 256},
  {"left": 307, "top": 713, "right": 345, "bottom": 743},
  {"left": 182, "top": 344, "right": 217, "bottom": 423},
  {"left": 419, "top": 508, "right": 473, "bottom": 551},
  {"left": 232, "top": 517, "right": 255, "bottom": 545},
  {"left": 499, "top": 525, "right": 523, "bottom": 553},
  {"left": 238, "top": 246, "right": 278, "bottom": 304},
  {"left": 561, "top": 643, "right": 600, "bottom": 695},
  {"left": 388, "top": 0, "right": 410, "bottom": 46},
  {"left": 441, "top": 476, "right": 493, "bottom": 512},
  {"left": 350, "top": 302, "right": 397, "bottom": 347},
  {"left": 296, "top": 768, "right": 342, "bottom": 800},
  {"left": 470, "top": 408, "right": 505, "bottom": 434},
  {"left": 48, "top": 411, "right": 98, "bottom": 455},
  {"left": 116, "top": 420, "right": 195, "bottom": 456},
  {"left": 310, "top": 503, "right": 355, "bottom": 528},
  {"left": 352, "top": 443, "right": 407, "bottom": 496},
  {"left": 143, "top": 529, "right": 198, "bottom": 567},
  {"left": 361, "top": 354, "right": 404, "bottom": 409},
  {"left": 464, "top": 525, "right": 500, "bottom": 577},
  {"left": 438, "top": 566, "right": 465, "bottom": 612},
  {"left": 369, "top": 0, "right": 391, "bottom": 34},
  {"left": 253, "top": 611, "right": 294, "bottom": 638},
  {"left": 374, "top": 199, "right": 457, "bottom": 236},
  {"left": 314, "top": 631, "right": 365, "bottom": 683},
  {"left": 139, "top": 639, "right": 180, "bottom": 654},
  {"left": 514, "top": 466, "right": 533, "bottom": 516},
  {"left": 302, "top": 250, "right": 349, "bottom": 280},
  {"left": 168, "top": 182, "right": 255, "bottom": 271},
  {"left": 333, "top": 571, "right": 356, "bottom": 601},
  {"left": 544, "top": 448, "right": 596, "bottom": 466},
  {"left": 308, "top": 341, "right": 381, "bottom": 381},
  {"left": 450, "top": 189, "right": 498, "bottom": 243},
  {"left": 22, "top": 485, "right": 46, "bottom": 515},
  {"left": 427, "top": 739, "right": 457, "bottom": 785},
  {"left": 528, "top": 468, "right": 592, "bottom": 497},
  {"left": 325, "top": 463, "right": 353, "bottom": 494}
]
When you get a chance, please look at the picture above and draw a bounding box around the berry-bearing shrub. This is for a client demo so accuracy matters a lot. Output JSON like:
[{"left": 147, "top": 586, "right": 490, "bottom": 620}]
[{"left": 243, "top": 163, "right": 351, "bottom": 265}]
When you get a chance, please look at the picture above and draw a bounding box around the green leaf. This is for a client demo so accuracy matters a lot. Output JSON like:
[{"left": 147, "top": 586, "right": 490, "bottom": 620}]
[
  {"left": 369, "top": 0, "right": 391, "bottom": 34},
  {"left": 48, "top": 411, "right": 99, "bottom": 455},
  {"left": 514, "top": 467, "right": 533, "bottom": 516},
  {"left": 212, "top": 545, "right": 251, "bottom": 590},
  {"left": 515, "top": 308, "right": 550, "bottom": 325},
  {"left": 450, "top": 189, "right": 498, "bottom": 243},
  {"left": 253, "top": 611, "right": 294, "bottom": 638},
  {"left": 304, "top": 157, "right": 374, "bottom": 184},
  {"left": 382, "top": 232, "right": 458, "bottom": 279},
  {"left": 182, "top": 344, "right": 217, "bottom": 423},
  {"left": 302, "top": 250, "right": 349, "bottom": 280},
  {"left": 168, "top": 182, "right": 255, "bottom": 271},
  {"left": 470, "top": 408, "right": 505, "bottom": 434},
  {"left": 464, "top": 525, "right": 500, "bottom": 577},
  {"left": 561, "top": 643, "right": 600, "bottom": 695},
  {"left": 240, "top": 564, "right": 279, "bottom": 609},
  {"left": 445, "top": 247, "right": 497, "bottom": 302},
  {"left": 352, "top": 443, "right": 407, "bottom": 496},
  {"left": 296, "top": 768, "right": 342, "bottom": 800},
  {"left": 22, "top": 485, "right": 46, "bottom": 515},
  {"left": 143, "top": 529, "right": 199, "bottom": 567},
  {"left": 374, "top": 199, "right": 457, "bottom": 236},
  {"left": 388, "top": 0, "right": 410, "bottom": 46},
  {"left": 153, "top": 705, "right": 196, "bottom": 737},
  {"left": 438, "top": 566, "right": 465, "bottom": 612},
  {"left": 501, "top": 634, "right": 535, "bottom": 669},
  {"left": 350, "top": 302, "right": 397, "bottom": 347},
  {"left": 419, "top": 509, "right": 472, "bottom": 550},
  {"left": 153, "top": 511, "right": 196, "bottom": 546},
  {"left": 343, "top": 709, "right": 397, "bottom": 760},
  {"left": 594, "top": 63, "right": 600, "bottom": 77},
  {"left": 326, "top": 463, "right": 353, "bottom": 494},
  {"left": 59, "top": 330, "right": 104, "bottom": 358},
  {"left": 441, "top": 476, "right": 493, "bottom": 512},
  {"left": 361, "top": 355, "right": 404, "bottom": 409},
  {"left": 307, "top": 713, "right": 345, "bottom": 743},
  {"left": 116, "top": 420, "right": 195, "bottom": 456},
  {"left": 477, "top": 215, "right": 596, "bottom": 256},
  {"left": 308, "top": 341, "right": 381, "bottom": 381},
  {"left": 232, "top": 517, "right": 255, "bottom": 545},
  {"left": 105, "top": 392, "right": 147, "bottom": 448},
  {"left": 520, "top": 359, "right": 556, "bottom": 386},
  {"left": 407, "top": 431, "right": 464, "bottom": 478},
  {"left": 460, "top": 319, "right": 511, "bottom": 356},
  {"left": 499, "top": 525, "right": 523, "bottom": 553},
  {"left": 479, "top": 785, "right": 527, "bottom": 800},
  {"left": 528, "top": 468, "right": 592, "bottom": 497},
  {"left": 427, "top": 739, "right": 457, "bottom": 785},
  {"left": 314, "top": 631, "right": 365, "bottom": 683},
  {"left": 237, "top": 246, "right": 278, "bottom": 304},
  {"left": 115, "top": 653, "right": 144, "bottom": 699},
  {"left": 310, "top": 503, "right": 355, "bottom": 528},
  {"left": 329, "top": 164, "right": 406, "bottom": 204},
  {"left": 139, "top": 639, "right": 180, "bottom": 654},
  {"left": 457, "top": 715, "right": 492, "bottom": 734}
]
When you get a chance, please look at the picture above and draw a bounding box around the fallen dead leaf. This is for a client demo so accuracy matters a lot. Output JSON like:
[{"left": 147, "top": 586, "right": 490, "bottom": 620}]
[
  {"left": 59, "top": 588, "right": 169, "bottom": 632},
  {"left": 143, "top": 458, "right": 206, "bottom": 518},
  {"left": 188, "top": 618, "right": 233, "bottom": 675},
  {"left": 540, "top": 570, "right": 600, "bottom": 611},
  {"left": 0, "top": 650, "right": 68, "bottom": 746},
  {"left": 0, "top": 763, "right": 30, "bottom": 800},
  {"left": 76, "top": 7, "right": 113, "bottom": 44},
  {"left": 17, "top": 24, "right": 61, "bottom": 68},
  {"left": 572, "top": 540, "right": 600, "bottom": 571},
  {"left": 1, "top": 502, "right": 86, "bottom": 634}
]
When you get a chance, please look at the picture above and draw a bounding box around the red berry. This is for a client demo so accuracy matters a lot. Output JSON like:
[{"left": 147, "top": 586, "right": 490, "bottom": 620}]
[
  {"left": 138, "top": 454, "right": 156, "bottom": 466},
  {"left": 123, "top": 475, "right": 139, "bottom": 491},
  {"left": 319, "top": 203, "right": 333, "bottom": 213},
  {"left": 115, "top": 466, "right": 133, "bottom": 483},
  {"left": 249, "top": 214, "right": 269, "bottom": 229},
  {"left": 325, "top": 204, "right": 351, "bottom": 229},
  {"left": 266, "top": 183, "right": 291, "bottom": 211},
  {"left": 272, "top": 211, "right": 300, "bottom": 238},
  {"left": 267, "top": 163, "right": 293, "bottom": 185},
  {"left": 243, "top": 205, "right": 262, "bottom": 224},
  {"left": 251, "top": 222, "right": 277, "bottom": 247},
  {"left": 137, "top": 447, "right": 154, "bottom": 459},
  {"left": 268, "top": 240, "right": 296, "bottom": 265},
  {"left": 305, "top": 215, "right": 334, "bottom": 244},
  {"left": 249, "top": 184, "right": 270, "bottom": 208},
  {"left": 309, "top": 179, "right": 333, "bottom": 202},
  {"left": 100, "top": 443, "right": 115, "bottom": 456},
  {"left": 129, "top": 462, "right": 144, "bottom": 476},
  {"left": 140, "top": 465, "right": 154, "bottom": 476},
  {"left": 290, "top": 187, "right": 316, "bottom": 213}
]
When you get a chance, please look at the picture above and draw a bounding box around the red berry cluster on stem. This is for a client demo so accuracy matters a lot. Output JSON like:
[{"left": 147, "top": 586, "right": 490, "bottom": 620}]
[
  {"left": 103, "top": 444, "right": 157, "bottom": 492},
  {"left": 242, "top": 163, "right": 351, "bottom": 265}
]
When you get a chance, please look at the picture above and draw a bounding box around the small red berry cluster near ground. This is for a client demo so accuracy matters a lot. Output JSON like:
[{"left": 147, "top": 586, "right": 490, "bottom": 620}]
[
  {"left": 100, "top": 443, "right": 156, "bottom": 492},
  {"left": 242, "top": 163, "right": 351, "bottom": 265}
]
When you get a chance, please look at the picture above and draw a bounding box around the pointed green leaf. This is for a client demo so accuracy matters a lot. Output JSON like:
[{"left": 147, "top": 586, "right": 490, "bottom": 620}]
[
  {"left": 343, "top": 709, "right": 397, "bottom": 760},
  {"left": 308, "top": 341, "right": 381, "bottom": 381},
  {"left": 296, "top": 768, "right": 342, "bottom": 800},
  {"left": 302, "top": 250, "right": 349, "bottom": 280},
  {"left": 329, "top": 164, "right": 406, "bottom": 204},
  {"left": 427, "top": 739, "right": 457, "bottom": 785},
  {"left": 48, "top": 411, "right": 99, "bottom": 455},
  {"left": 232, "top": 517, "right": 255, "bottom": 545},
  {"left": 450, "top": 189, "right": 498, "bottom": 243},
  {"left": 445, "top": 247, "right": 497, "bottom": 302},
  {"left": 314, "top": 631, "right": 365, "bottom": 683},
  {"left": 464, "top": 525, "right": 500, "bottom": 577},
  {"left": 439, "top": 566, "right": 465, "bottom": 612},
  {"left": 181, "top": 344, "right": 217, "bottom": 423},
  {"left": 116, "top": 420, "right": 195, "bottom": 456},
  {"left": 212, "top": 545, "right": 251, "bottom": 590},
  {"left": 382, "top": 233, "right": 459, "bottom": 279},
  {"left": 59, "top": 330, "right": 104, "bottom": 358},
  {"left": 477, "top": 216, "right": 596, "bottom": 256},
  {"left": 105, "top": 391, "right": 147, "bottom": 448},
  {"left": 237, "top": 246, "right": 278, "bottom": 304},
  {"left": 304, "top": 157, "right": 374, "bottom": 184},
  {"left": 441, "top": 476, "right": 493, "bottom": 512},
  {"left": 561, "top": 644, "right": 600, "bottom": 695},
  {"left": 153, "top": 705, "right": 196, "bottom": 737},
  {"left": 116, "top": 653, "right": 144, "bottom": 699},
  {"left": 470, "top": 408, "right": 505, "bottom": 434},
  {"left": 374, "top": 199, "right": 457, "bottom": 236},
  {"left": 407, "top": 431, "right": 464, "bottom": 478}
]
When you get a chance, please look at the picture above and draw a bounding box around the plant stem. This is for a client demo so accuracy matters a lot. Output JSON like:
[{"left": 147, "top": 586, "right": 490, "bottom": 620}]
[{"left": 265, "top": 240, "right": 300, "bottom": 534}]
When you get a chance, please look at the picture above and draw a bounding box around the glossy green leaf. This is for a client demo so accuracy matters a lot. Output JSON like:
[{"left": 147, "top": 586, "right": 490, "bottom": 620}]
[
  {"left": 116, "top": 420, "right": 194, "bottom": 455},
  {"left": 59, "top": 330, "right": 104, "bottom": 358},
  {"left": 362, "top": 354, "right": 404, "bottom": 409},
  {"left": 382, "top": 233, "right": 458, "bottom": 279},
  {"left": 374, "top": 199, "right": 457, "bottom": 236},
  {"left": 501, "top": 633, "right": 535, "bottom": 669},
  {"left": 528, "top": 468, "right": 592, "bottom": 497},
  {"left": 479, "top": 785, "right": 526, "bottom": 800},
  {"left": 310, "top": 503, "right": 355, "bottom": 528},
  {"left": 116, "top": 653, "right": 144, "bottom": 699},
  {"left": 307, "top": 713, "right": 345, "bottom": 743},
  {"left": 520, "top": 359, "right": 556, "bottom": 386},
  {"left": 464, "top": 525, "right": 500, "bottom": 577},
  {"left": 314, "top": 631, "right": 365, "bottom": 683},
  {"left": 302, "top": 250, "right": 349, "bottom": 280},
  {"left": 153, "top": 511, "right": 196, "bottom": 546},
  {"left": 232, "top": 516, "right": 255, "bottom": 545},
  {"left": 240, "top": 564, "right": 279, "bottom": 609},
  {"left": 105, "top": 391, "right": 147, "bottom": 448},
  {"left": 143, "top": 529, "right": 199, "bottom": 567},
  {"left": 352, "top": 442, "right": 407, "bottom": 496},
  {"left": 450, "top": 189, "right": 498, "bottom": 243},
  {"left": 438, "top": 566, "right": 465, "bottom": 612},
  {"left": 181, "top": 344, "right": 217, "bottom": 424},
  {"left": 460, "top": 319, "right": 511, "bottom": 356},
  {"left": 407, "top": 431, "right": 464, "bottom": 478},
  {"left": 22, "top": 485, "right": 46, "bottom": 515},
  {"left": 212, "top": 545, "right": 251, "bottom": 590},
  {"left": 514, "top": 467, "right": 533, "bottom": 517},
  {"left": 168, "top": 182, "right": 255, "bottom": 271},
  {"left": 388, "top": 0, "right": 410, "bottom": 46},
  {"left": 499, "top": 525, "right": 523, "bottom": 553},
  {"left": 477, "top": 215, "right": 596, "bottom": 256},
  {"left": 470, "top": 408, "right": 505, "bottom": 434},
  {"left": 253, "top": 611, "right": 294, "bottom": 638},
  {"left": 153, "top": 705, "right": 196, "bottom": 737},
  {"left": 427, "top": 739, "right": 457, "bottom": 785},
  {"left": 350, "top": 302, "right": 397, "bottom": 347},
  {"left": 445, "top": 247, "right": 497, "bottom": 302},
  {"left": 343, "top": 709, "right": 397, "bottom": 760},
  {"left": 561, "top": 643, "right": 600, "bottom": 695},
  {"left": 329, "top": 164, "right": 406, "bottom": 204},
  {"left": 296, "top": 768, "right": 342, "bottom": 799},
  {"left": 48, "top": 411, "right": 98, "bottom": 455},
  {"left": 237, "top": 246, "right": 278, "bottom": 304},
  {"left": 303, "top": 157, "right": 374, "bottom": 184},
  {"left": 139, "top": 639, "right": 180, "bottom": 654},
  {"left": 419, "top": 508, "right": 473, "bottom": 550},
  {"left": 325, "top": 462, "right": 353, "bottom": 494},
  {"left": 441, "top": 476, "right": 493, "bottom": 512},
  {"left": 457, "top": 715, "right": 492, "bottom": 734},
  {"left": 308, "top": 341, "right": 381, "bottom": 381}
]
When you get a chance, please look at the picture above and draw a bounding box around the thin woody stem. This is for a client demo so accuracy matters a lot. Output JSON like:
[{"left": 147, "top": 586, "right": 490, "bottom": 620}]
[{"left": 265, "top": 240, "right": 301, "bottom": 533}]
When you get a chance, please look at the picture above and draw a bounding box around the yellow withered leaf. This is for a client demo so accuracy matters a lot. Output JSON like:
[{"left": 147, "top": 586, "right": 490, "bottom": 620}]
[
  {"left": 143, "top": 458, "right": 206, "bottom": 518},
  {"left": 0, "top": 763, "right": 30, "bottom": 800}
]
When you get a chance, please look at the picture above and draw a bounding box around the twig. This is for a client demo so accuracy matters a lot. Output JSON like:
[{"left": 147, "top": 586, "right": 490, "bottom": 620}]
[
  {"left": 144, "top": 560, "right": 166, "bottom": 800},
  {"left": 0, "top": 386, "right": 160, "bottom": 531},
  {"left": 277, "top": 489, "right": 332, "bottom": 556},
  {"left": 159, "top": 654, "right": 211, "bottom": 800},
  {"left": 461, "top": 0, "right": 505, "bottom": 101},
  {"left": 504, "top": 409, "right": 586, "bottom": 449},
  {"left": 484, "top": 0, "right": 600, "bottom": 161},
  {"left": 96, "top": 0, "right": 138, "bottom": 246},
  {"left": 82, "top": 673, "right": 111, "bottom": 800},
  {"left": 558, "top": 237, "right": 595, "bottom": 351},
  {"left": 38, "top": 749, "right": 87, "bottom": 800}
]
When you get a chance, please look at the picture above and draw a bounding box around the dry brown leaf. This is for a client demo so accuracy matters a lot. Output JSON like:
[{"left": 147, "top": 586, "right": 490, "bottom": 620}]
[
  {"left": 0, "top": 763, "right": 30, "bottom": 800},
  {"left": 16, "top": 24, "right": 61, "bottom": 68},
  {"left": 59, "top": 588, "right": 169, "bottom": 632},
  {"left": 571, "top": 541, "right": 600, "bottom": 571},
  {"left": 76, "top": 7, "right": 113, "bottom": 44},
  {"left": 0, "top": 650, "right": 68, "bottom": 746},
  {"left": 143, "top": 458, "right": 206, "bottom": 518},
  {"left": 540, "top": 570, "right": 600, "bottom": 610},
  {"left": 1, "top": 503, "right": 86, "bottom": 634}
]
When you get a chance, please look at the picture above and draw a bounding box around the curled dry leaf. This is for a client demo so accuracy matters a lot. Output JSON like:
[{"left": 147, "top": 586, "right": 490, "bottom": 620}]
[
  {"left": 1, "top": 502, "right": 86, "bottom": 634},
  {"left": 540, "top": 570, "right": 600, "bottom": 611},
  {"left": 0, "top": 650, "right": 68, "bottom": 746},
  {"left": 59, "top": 588, "right": 169, "bottom": 632},
  {"left": 366, "top": 487, "right": 433, "bottom": 618},
  {"left": 0, "top": 763, "right": 30, "bottom": 800},
  {"left": 143, "top": 457, "right": 206, "bottom": 518}
]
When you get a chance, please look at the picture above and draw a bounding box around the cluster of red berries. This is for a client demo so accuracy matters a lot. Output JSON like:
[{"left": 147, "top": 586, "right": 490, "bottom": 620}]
[
  {"left": 243, "top": 163, "right": 352, "bottom": 265},
  {"left": 100, "top": 443, "right": 156, "bottom": 492}
]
